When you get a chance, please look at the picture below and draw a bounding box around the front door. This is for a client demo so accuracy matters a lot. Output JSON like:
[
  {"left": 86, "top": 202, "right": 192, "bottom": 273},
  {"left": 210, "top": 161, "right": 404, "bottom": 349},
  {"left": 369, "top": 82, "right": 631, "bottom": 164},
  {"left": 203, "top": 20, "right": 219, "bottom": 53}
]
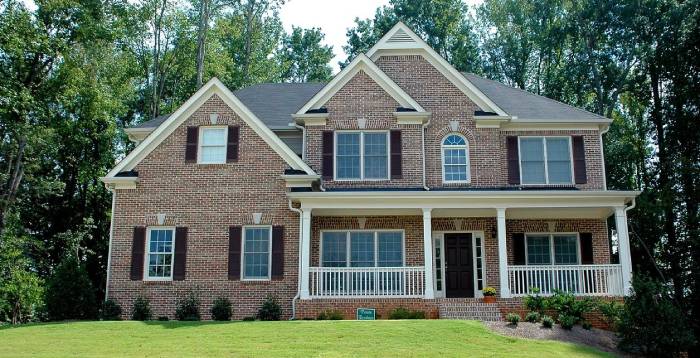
[{"left": 445, "top": 233, "right": 474, "bottom": 298}]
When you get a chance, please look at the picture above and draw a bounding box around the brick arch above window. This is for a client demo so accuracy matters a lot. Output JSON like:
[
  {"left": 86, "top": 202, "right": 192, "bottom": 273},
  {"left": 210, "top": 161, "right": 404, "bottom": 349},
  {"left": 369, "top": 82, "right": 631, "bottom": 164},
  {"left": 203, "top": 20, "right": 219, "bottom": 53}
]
[{"left": 433, "top": 125, "right": 476, "bottom": 144}]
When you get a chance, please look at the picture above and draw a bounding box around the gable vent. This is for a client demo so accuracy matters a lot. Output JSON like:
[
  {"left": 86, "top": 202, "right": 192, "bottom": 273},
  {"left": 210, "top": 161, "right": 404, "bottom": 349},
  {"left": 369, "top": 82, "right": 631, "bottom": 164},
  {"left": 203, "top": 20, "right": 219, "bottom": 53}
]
[{"left": 387, "top": 29, "right": 415, "bottom": 43}]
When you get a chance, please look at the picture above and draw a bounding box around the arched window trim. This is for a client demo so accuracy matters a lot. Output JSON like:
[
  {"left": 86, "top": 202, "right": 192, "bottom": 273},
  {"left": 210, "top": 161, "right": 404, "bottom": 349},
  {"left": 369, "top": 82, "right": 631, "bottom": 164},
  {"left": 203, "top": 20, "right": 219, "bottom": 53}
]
[{"left": 441, "top": 133, "right": 471, "bottom": 184}]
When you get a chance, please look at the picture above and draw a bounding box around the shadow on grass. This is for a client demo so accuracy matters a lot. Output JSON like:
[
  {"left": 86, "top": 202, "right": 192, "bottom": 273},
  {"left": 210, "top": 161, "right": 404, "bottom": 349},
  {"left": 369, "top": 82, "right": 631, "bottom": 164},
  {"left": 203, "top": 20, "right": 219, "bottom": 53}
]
[{"left": 0, "top": 320, "right": 265, "bottom": 331}]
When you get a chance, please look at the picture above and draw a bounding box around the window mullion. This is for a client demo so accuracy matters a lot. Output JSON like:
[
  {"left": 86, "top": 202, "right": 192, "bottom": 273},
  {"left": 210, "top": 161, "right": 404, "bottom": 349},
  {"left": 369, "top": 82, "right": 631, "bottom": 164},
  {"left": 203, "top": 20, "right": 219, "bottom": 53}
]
[
  {"left": 374, "top": 232, "right": 379, "bottom": 267},
  {"left": 360, "top": 133, "right": 365, "bottom": 180},
  {"left": 346, "top": 232, "right": 351, "bottom": 267},
  {"left": 542, "top": 137, "right": 550, "bottom": 184}
]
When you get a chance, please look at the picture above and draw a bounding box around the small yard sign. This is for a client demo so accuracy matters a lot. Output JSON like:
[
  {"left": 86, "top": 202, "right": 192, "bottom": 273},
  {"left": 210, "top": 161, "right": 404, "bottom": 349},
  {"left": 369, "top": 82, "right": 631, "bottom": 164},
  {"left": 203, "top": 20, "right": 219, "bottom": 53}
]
[{"left": 356, "top": 308, "right": 376, "bottom": 320}]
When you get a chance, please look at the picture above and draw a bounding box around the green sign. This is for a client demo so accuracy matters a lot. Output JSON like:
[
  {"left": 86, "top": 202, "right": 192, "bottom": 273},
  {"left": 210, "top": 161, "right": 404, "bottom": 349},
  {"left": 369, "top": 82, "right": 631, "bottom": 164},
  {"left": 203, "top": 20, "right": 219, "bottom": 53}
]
[{"left": 356, "top": 308, "right": 376, "bottom": 320}]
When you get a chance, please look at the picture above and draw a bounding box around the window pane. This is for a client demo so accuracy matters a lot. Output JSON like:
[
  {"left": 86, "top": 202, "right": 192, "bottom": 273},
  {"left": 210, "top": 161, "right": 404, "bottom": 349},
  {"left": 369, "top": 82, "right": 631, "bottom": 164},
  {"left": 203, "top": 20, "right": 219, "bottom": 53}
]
[
  {"left": 554, "top": 235, "right": 578, "bottom": 264},
  {"left": 443, "top": 134, "right": 466, "bottom": 146},
  {"left": 243, "top": 227, "right": 270, "bottom": 279},
  {"left": 200, "top": 146, "right": 226, "bottom": 163},
  {"left": 520, "top": 138, "right": 546, "bottom": 184},
  {"left": 350, "top": 232, "right": 375, "bottom": 267},
  {"left": 336, "top": 133, "right": 361, "bottom": 179},
  {"left": 378, "top": 232, "right": 403, "bottom": 267},
  {"left": 546, "top": 138, "right": 572, "bottom": 184},
  {"left": 363, "top": 133, "right": 387, "bottom": 179},
  {"left": 444, "top": 147, "right": 468, "bottom": 181},
  {"left": 201, "top": 128, "right": 226, "bottom": 145},
  {"left": 147, "top": 229, "right": 174, "bottom": 279},
  {"left": 322, "top": 232, "right": 347, "bottom": 267},
  {"left": 527, "top": 235, "right": 551, "bottom": 264}
]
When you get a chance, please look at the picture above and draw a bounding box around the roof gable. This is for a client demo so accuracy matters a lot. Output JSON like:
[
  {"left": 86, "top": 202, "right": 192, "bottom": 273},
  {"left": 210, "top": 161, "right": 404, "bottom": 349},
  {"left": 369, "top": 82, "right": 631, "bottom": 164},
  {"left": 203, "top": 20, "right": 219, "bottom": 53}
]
[
  {"left": 104, "top": 78, "right": 315, "bottom": 179},
  {"left": 296, "top": 54, "right": 426, "bottom": 114}
]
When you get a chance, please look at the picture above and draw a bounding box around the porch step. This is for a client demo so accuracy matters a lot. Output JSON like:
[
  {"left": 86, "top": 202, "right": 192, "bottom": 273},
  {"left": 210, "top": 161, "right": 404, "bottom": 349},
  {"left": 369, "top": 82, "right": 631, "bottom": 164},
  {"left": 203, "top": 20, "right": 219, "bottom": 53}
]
[{"left": 437, "top": 299, "right": 502, "bottom": 321}]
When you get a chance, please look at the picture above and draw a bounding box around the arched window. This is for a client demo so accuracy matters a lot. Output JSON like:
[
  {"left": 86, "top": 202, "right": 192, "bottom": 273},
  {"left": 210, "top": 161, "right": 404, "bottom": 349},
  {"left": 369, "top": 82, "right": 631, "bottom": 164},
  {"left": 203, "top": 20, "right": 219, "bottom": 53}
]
[{"left": 442, "top": 134, "right": 470, "bottom": 183}]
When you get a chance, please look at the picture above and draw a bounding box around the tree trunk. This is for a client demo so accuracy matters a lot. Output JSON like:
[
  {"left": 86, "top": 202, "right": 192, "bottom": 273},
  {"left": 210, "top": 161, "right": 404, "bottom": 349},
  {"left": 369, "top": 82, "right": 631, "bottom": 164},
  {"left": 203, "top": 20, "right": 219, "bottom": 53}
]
[
  {"left": 241, "top": 0, "right": 256, "bottom": 84},
  {"left": 195, "top": 0, "right": 211, "bottom": 88}
]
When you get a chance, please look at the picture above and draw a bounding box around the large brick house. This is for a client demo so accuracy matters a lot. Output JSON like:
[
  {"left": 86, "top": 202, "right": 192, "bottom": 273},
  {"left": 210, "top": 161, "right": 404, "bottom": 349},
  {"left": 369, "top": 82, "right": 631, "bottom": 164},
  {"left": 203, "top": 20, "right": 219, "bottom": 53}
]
[{"left": 102, "top": 23, "right": 638, "bottom": 320}]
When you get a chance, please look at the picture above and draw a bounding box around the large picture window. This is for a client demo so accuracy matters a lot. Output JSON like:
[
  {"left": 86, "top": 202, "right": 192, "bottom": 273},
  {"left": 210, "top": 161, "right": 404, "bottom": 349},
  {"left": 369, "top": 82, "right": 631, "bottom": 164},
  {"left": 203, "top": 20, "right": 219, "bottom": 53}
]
[
  {"left": 519, "top": 137, "right": 573, "bottom": 184},
  {"left": 441, "top": 134, "right": 470, "bottom": 183},
  {"left": 146, "top": 228, "right": 175, "bottom": 280},
  {"left": 242, "top": 226, "right": 272, "bottom": 280},
  {"left": 335, "top": 132, "right": 388, "bottom": 180},
  {"left": 525, "top": 234, "right": 580, "bottom": 265},
  {"left": 321, "top": 231, "right": 404, "bottom": 267}
]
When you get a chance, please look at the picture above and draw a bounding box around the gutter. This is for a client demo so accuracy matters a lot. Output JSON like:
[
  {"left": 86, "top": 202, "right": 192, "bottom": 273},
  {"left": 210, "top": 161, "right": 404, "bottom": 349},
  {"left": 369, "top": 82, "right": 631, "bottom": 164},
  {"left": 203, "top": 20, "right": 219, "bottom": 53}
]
[
  {"left": 287, "top": 200, "right": 303, "bottom": 320},
  {"left": 104, "top": 189, "right": 116, "bottom": 301}
]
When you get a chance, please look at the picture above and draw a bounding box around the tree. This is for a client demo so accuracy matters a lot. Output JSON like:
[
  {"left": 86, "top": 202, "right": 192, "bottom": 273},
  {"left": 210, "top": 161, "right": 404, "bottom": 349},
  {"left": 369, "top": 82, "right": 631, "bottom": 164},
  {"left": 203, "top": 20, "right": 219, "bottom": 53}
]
[
  {"left": 277, "top": 26, "right": 333, "bottom": 83},
  {"left": 44, "top": 255, "right": 97, "bottom": 320}
]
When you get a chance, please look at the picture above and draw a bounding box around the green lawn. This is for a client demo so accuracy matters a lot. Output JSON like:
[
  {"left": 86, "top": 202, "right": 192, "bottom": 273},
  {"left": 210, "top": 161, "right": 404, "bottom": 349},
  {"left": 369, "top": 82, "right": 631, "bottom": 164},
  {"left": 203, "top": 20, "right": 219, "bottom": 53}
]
[{"left": 0, "top": 320, "right": 611, "bottom": 357}]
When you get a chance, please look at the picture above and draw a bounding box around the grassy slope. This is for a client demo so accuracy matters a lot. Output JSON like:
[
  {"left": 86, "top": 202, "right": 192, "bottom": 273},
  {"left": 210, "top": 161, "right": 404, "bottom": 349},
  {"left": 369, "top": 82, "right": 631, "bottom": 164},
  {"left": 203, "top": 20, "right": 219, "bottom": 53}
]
[{"left": 0, "top": 320, "right": 611, "bottom": 357}]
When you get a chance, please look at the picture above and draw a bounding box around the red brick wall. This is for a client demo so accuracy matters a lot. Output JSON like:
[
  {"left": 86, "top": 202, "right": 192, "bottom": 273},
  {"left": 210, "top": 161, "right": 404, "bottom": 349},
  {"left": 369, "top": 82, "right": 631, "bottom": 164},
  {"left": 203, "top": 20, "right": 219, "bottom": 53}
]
[
  {"left": 296, "top": 298, "right": 439, "bottom": 320},
  {"left": 107, "top": 94, "right": 300, "bottom": 320}
]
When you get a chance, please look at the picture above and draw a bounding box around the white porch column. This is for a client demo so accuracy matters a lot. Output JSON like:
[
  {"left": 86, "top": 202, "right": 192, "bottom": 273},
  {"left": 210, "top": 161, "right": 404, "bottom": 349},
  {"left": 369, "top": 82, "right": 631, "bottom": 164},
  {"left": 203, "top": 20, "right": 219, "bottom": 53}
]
[
  {"left": 497, "top": 208, "right": 510, "bottom": 298},
  {"left": 615, "top": 206, "right": 633, "bottom": 295},
  {"left": 422, "top": 208, "right": 435, "bottom": 299},
  {"left": 299, "top": 209, "right": 312, "bottom": 299}
]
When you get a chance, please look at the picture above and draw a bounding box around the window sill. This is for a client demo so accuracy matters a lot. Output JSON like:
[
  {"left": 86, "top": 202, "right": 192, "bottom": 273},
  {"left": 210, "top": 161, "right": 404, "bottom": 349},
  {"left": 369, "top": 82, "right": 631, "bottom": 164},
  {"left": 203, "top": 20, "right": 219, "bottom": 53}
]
[{"left": 143, "top": 279, "right": 173, "bottom": 285}]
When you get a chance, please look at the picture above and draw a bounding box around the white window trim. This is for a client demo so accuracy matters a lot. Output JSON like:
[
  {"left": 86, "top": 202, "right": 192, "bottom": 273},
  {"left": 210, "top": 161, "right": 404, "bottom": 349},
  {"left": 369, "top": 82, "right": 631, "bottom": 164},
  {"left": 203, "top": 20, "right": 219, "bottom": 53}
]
[
  {"left": 524, "top": 232, "right": 581, "bottom": 266},
  {"left": 333, "top": 131, "right": 390, "bottom": 181},
  {"left": 441, "top": 133, "right": 471, "bottom": 184},
  {"left": 319, "top": 229, "right": 405, "bottom": 267},
  {"left": 198, "top": 126, "right": 228, "bottom": 164},
  {"left": 518, "top": 136, "right": 575, "bottom": 185},
  {"left": 144, "top": 227, "right": 176, "bottom": 281},
  {"left": 241, "top": 225, "right": 273, "bottom": 281}
]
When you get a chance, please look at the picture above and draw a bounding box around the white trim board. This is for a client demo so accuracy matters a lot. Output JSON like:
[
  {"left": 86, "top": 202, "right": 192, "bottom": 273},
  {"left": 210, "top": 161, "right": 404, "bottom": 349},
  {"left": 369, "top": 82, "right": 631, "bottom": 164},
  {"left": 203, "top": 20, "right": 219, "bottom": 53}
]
[
  {"left": 295, "top": 54, "right": 426, "bottom": 115},
  {"left": 104, "top": 78, "right": 315, "bottom": 179}
]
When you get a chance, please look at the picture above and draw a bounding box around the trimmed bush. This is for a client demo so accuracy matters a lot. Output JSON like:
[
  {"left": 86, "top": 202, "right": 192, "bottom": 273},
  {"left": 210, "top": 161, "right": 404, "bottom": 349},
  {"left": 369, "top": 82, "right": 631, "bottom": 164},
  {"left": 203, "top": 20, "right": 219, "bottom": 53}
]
[
  {"left": 541, "top": 315, "right": 554, "bottom": 328},
  {"left": 257, "top": 296, "right": 281, "bottom": 321},
  {"left": 317, "top": 310, "right": 343, "bottom": 320},
  {"left": 506, "top": 313, "right": 520, "bottom": 325},
  {"left": 597, "top": 300, "right": 623, "bottom": 329},
  {"left": 210, "top": 297, "right": 232, "bottom": 321},
  {"left": 242, "top": 316, "right": 256, "bottom": 321},
  {"left": 175, "top": 290, "right": 201, "bottom": 321},
  {"left": 131, "top": 297, "right": 152, "bottom": 321},
  {"left": 544, "top": 290, "right": 595, "bottom": 324},
  {"left": 581, "top": 321, "right": 592, "bottom": 330},
  {"left": 157, "top": 316, "right": 169, "bottom": 321},
  {"left": 524, "top": 311, "right": 540, "bottom": 323},
  {"left": 44, "top": 256, "right": 97, "bottom": 320},
  {"left": 558, "top": 314, "right": 576, "bottom": 330},
  {"left": 388, "top": 307, "right": 425, "bottom": 319},
  {"left": 523, "top": 287, "right": 545, "bottom": 313},
  {"left": 100, "top": 300, "right": 122, "bottom": 321}
]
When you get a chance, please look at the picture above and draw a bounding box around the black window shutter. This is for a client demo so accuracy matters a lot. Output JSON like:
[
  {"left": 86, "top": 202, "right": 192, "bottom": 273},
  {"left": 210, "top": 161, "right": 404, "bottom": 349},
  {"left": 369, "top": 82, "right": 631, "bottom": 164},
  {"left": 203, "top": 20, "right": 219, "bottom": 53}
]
[
  {"left": 227, "top": 126, "right": 240, "bottom": 162},
  {"left": 579, "top": 233, "right": 594, "bottom": 264},
  {"left": 173, "top": 227, "right": 188, "bottom": 281},
  {"left": 228, "top": 226, "right": 242, "bottom": 280},
  {"left": 512, "top": 233, "right": 526, "bottom": 265},
  {"left": 572, "top": 136, "right": 587, "bottom": 184},
  {"left": 271, "top": 226, "right": 284, "bottom": 280},
  {"left": 390, "top": 130, "right": 402, "bottom": 179},
  {"left": 321, "top": 131, "right": 334, "bottom": 179},
  {"left": 506, "top": 136, "right": 520, "bottom": 185},
  {"left": 185, "top": 127, "right": 199, "bottom": 163},
  {"left": 130, "top": 227, "right": 146, "bottom": 280}
]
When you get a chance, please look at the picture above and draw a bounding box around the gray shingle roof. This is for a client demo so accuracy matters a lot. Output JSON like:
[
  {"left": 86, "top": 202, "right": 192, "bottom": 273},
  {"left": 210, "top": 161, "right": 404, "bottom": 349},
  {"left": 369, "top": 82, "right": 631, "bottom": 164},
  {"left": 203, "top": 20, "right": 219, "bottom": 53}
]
[
  {"left": 463, "top": 73, "right": 609, "bottom": 121},
  {"left": 131, "top": 82, "right": 326, "bottom": 130}
]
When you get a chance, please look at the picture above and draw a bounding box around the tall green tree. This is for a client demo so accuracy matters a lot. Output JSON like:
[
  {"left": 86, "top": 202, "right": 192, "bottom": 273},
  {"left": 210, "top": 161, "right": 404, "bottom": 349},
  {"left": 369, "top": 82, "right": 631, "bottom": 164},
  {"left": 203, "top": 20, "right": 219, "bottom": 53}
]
[{"left": 277, "top": 26, "right": 333, "bottom": 83}]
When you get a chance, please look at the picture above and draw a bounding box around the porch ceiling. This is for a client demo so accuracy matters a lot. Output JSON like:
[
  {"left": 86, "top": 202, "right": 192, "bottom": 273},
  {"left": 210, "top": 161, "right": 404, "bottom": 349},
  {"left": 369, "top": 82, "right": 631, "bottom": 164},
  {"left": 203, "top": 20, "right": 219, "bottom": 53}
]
[{"left": 309, "top": 207, "right": 612, "bottom": 219}]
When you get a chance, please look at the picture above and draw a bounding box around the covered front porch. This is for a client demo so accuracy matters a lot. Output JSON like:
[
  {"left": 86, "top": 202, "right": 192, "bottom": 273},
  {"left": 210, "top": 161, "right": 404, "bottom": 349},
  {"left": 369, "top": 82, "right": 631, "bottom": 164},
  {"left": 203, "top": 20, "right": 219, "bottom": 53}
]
[{"left": 290, "top": 190, "right": 638, "bottom": 300}]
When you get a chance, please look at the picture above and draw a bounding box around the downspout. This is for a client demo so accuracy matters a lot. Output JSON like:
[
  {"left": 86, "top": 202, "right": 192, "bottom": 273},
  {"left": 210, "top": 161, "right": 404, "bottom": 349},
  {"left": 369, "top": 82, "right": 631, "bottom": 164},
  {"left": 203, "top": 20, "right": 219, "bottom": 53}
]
[
  {"left": 104, "top": 187, "right": 116, "bottom": 301},
  {"left": 421, "top": 118, "right": 431, "bottom": 191},
  {"left": 288, "top": 200, "right": 303, "bottom": 320}
]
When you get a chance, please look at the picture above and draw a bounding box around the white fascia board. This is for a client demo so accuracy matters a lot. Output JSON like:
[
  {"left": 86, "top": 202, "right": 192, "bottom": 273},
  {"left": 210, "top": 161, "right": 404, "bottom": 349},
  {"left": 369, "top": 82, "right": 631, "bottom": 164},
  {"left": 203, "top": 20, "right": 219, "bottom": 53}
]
[
  {"left": 394, "top": 111, "right": 431, "bottom": 125},
  {"left": 123, "top": 127, "right": 154, "bottom": 143},
  {"left": 366, "top": 23, "right": 508, "bottom": 117},
  {"left": 501, "top": 122, "right": 607, "bottom": 131},
  {"left": 295, "top": 53, "right": 425, "bottom": 114},
  {"left": 282, "top": 174, "right": 320, "bottom": 188},
  {"left": 101, "top": 176, "right": 138, "bottom": 190},
  {"left": 292, "top": 113, "right": 328, "bottom": 126},
  {"left": 103, "top": 78, "right": 315, "bottom": 180}
]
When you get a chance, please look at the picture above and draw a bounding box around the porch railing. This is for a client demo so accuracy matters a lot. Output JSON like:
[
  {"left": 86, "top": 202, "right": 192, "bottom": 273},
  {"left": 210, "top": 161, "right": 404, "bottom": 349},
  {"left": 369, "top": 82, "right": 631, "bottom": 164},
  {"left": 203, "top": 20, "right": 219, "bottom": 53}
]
[
  {"left": 507, "top": 264, "right": 624, "bottom": 297},
  {"left": 309, "top": 266, "right": 425, "bottom": 298}
]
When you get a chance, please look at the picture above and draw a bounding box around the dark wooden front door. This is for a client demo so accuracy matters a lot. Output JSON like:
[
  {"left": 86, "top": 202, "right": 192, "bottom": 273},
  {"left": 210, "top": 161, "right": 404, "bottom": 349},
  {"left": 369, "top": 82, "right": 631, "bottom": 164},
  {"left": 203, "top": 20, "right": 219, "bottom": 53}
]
[{"left": 445, "top": 233, "right": 474, "bottom": 298}]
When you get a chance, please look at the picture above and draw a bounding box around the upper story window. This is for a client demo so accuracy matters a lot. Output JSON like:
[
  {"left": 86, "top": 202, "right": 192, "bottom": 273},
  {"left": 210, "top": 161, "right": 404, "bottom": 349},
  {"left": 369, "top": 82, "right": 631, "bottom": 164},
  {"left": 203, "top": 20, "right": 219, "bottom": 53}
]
[
  {"left": 335, "top": 131, "right": 388, "bottom": 180},
  {"left": 145, "top": 227, "right": 175, "bottom": 280},
  {"left": 242, "top": 226, "right": 272, "bottom": 280},
  {"left": 442, "top": 134, "right": 470, "bottom": 183},
  {"left": 519, "top": 137, "right": 573, "bottom": 185},
  {"left": 199, "top": 126, "right": 228, "bottom": 164}
]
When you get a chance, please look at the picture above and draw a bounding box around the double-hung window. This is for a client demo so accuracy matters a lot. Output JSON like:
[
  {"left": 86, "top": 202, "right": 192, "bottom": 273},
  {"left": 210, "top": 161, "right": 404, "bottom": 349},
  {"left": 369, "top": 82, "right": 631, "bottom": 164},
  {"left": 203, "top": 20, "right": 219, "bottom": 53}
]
[
  {"left": 526, "top": 233, "right": 580, "bottom": 292},
  {"left": 199, "top": 127, "right": 227, "bottom": 164},
  {"left": 335, "top": 132, "right": 388, "bottom": 180},
  {"left": 519, "top": 137, "right": 573, "bottom": 184},
  {"left": 442, "top": 134, "right": 470, "bottom": 182},
  {"left": 146, "top": 228, "right": 175, "bottom": 280},
  {"left": 242, "top": 226, "right": 272, "bottom": 280}
]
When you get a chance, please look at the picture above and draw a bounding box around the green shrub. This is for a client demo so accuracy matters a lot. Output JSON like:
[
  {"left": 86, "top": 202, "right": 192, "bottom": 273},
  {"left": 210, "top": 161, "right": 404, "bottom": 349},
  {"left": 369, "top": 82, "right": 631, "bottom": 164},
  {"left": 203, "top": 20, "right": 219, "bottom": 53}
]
[
  {"left": 558, "top": 314, "right": 576, "bottom": 330},
  {"left": 581, "top": 321, "right": 592, "bottom": 330},
  {"left": 524, "top": 311, "right": 540, "bottom": 323},
  {"left": 175, "top": 290, "right": 201, "bottom": 321},
  {"left": 523, "top": 288, "right": 545, "bottom": 313},
  {"left": 317, "top": 310, "right": 343, "bottom": 320},
  {"left": 506, "top": 313, "right": 520, "bottom": 325},
  {"left": 210, "top": 297, "right": 232, "bottom": 321},
  {"left": 543, "top": 290, "right": 594, "bottom": 323},
  {"left": 242, "top": 316, "right": 256, "bottom": 321},
  {"left": 541, "top": 315, "right": 554, "bottom": 328},
  {"left": 597, "top": 300, "right": 623, "bottom": 329},
  {"left": 44, "top": 256, "right": 97, "bottom": 320},
  {"left": 388, "top": 307, "right": 425, "bottom": 319},
  {"left": 157, "top": 316, "right": 169, "bottom": 321},
  {"left": 131, "top": 297, "right": 152, "bottom": 321},
  {"left": 257, "top": 296, "right": 281, "bottom": 321},
  {"left": 99, "top": 300, "right": 122, "bottom": 320},
  {"left": 617, "top": 276, "right": 695, "bottom": 356}
]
